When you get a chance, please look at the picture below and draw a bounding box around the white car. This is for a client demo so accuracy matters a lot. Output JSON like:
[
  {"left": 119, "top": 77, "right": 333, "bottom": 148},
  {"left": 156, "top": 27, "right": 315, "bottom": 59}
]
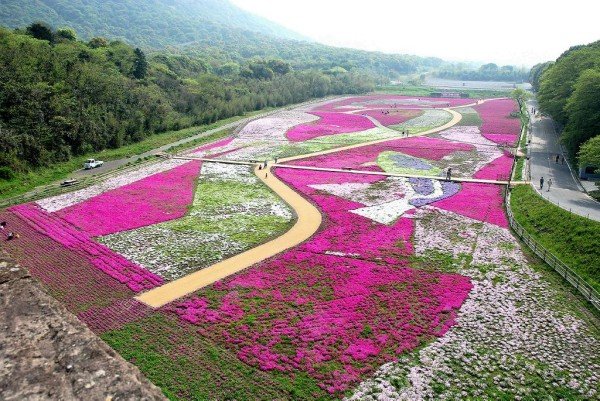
[{"left": 83, "top": 159, "right": 104, "bottom": 169}]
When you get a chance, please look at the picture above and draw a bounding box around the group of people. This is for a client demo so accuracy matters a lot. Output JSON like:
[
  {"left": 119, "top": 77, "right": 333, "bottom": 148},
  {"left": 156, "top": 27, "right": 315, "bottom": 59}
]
[
  {"left": 540, "top": 176, "right": 553, "bottom": 191},
  {"left": 0, "top": 221, "right": 18, "bottom": 240}
]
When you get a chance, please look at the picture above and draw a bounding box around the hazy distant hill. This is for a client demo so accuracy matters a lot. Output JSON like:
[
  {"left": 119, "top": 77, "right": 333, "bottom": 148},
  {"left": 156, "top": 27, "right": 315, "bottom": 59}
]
[{"left": 0, "top": 0, "right": 308, "bottom": 47}]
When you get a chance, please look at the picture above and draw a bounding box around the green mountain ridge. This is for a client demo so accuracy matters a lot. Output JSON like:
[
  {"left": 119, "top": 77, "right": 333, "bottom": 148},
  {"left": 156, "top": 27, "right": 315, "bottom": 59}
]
[{"left": 0, "top": 0, "right": 309, "bottom": 47}]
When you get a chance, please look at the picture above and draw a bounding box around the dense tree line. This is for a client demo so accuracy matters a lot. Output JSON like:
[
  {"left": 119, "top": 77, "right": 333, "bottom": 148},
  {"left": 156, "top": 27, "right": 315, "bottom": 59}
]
[
  {"left": 0, "top": 0, "right": 443, "bottom": 80},
  {"left": 0, "top": 0, "right": 307, "bottom": 46},
  {"left": 536, "top": 41, "right": 600, "bottom": 161},
  {"left": 435, "top": 63, "right": 529, "bottom": 82},
  {"left": 0, "top": 26, "right": 374, "bottom": 174},
  {"left": 528, "top": 61, "right": 553, "bottom": 92}
]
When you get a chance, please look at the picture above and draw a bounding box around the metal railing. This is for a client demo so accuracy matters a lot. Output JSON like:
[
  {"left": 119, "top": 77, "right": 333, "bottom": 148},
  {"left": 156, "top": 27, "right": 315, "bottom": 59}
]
[{"left": 505, "top": 191, "right": 600, "bottom": 311}]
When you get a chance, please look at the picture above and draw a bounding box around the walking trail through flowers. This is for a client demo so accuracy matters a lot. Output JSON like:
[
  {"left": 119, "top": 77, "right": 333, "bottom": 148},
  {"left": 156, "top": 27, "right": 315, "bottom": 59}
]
[{"left": 4, "top": 94, "right": 594, "bottom": 400}]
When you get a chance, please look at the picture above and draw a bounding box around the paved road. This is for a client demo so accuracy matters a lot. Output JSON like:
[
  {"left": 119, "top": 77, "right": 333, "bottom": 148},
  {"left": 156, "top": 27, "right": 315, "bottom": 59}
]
[
  {"left": 72, "top": 113, "right": 277, "bottom": 177},
  {"left": 526, "top": 100, "right": 600, "bottom": 222}
]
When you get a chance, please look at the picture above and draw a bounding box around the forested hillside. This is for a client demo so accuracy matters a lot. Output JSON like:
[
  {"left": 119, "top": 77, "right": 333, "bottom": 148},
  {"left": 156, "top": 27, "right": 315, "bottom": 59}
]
[
  {"left": 536, "top": 41, "right": 600, "bottom": 161},
  {"left": 0, "top": 0, "right": 307, "bottom": 46},
  {"left": 0, "top": 26, "right": 373, "bottom": 179},
  {"left": 436, "top": 62, "right": 529, "bottom": 82}
]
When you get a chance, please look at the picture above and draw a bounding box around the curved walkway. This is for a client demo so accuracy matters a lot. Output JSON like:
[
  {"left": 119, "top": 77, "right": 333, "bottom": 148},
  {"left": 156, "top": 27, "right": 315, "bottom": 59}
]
[
  {"left": 136, "top": 98, "right": 498, "bottom": 307},
  {"left": 136, "top": 164, "right": 322, "bottom": 308}
]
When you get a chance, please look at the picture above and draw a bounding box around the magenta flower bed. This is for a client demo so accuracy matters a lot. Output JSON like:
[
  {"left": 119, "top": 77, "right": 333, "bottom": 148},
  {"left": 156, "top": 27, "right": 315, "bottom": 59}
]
[
  {"left": 432, "top": 183, "right": 508, "bottom": 227},
  {"left": 286, "top": 111, "right": 375, "bottom": 141},
  {"left": 168, "top": 252, "right": 471, "bottom": 394},
  {"left": 288, "top": 137, "right": 473, "bottom": 170},
  {"left": 474, "top": 99, "right": 520, "bottom": 146},
  {"left": 474, "top": 155, "right": 514, "bottom": 181},
  {"left": 360, "top": 109, "right": 423, "bottom": 126},
  {"left": 0, "top": 210, "right": 135, "bottom": 313},
  {"left": 57, "top": 160, "right": 202, "bottom": 236},
  {"left": 9, "top": 203, "right": 164, "bottom": 292},
  {"left": 482, "top": 133, "right": 519, "bottom": 146},
  {"left": 78, "top": 298, "right": 154, "bottom": 334},
  {"left": 277, "top": 168, "right": 414, "bottom": 263},
  {"left": 164, "top": 167, "right": 473, "bottom": 394}
]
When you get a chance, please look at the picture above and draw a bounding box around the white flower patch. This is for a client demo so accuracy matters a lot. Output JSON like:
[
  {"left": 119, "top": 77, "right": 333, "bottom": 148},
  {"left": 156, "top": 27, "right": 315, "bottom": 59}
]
[
  {"left": 455, "top": 106, "right": 479, "bottom": 115},
  {"left": 310, "top": 178, "right": 444, "bottom": 225},
  {"left": 471, "top": 222, "right": 528, "bottom": 267},
  {"left": 394, "top": 109, "right": 452, "bottom": 130},
  {"left": 439, "top": 126, "right": 503, "bottom": 175},
  {"left": 200, "top": 162, "right": 257, "bottom": 184},
  {"left": 410, "top": 206, "right": 479, "bottom": 259},
  {"left": 100, "top": 227, "right": 244, "bottom": 281},
  {"left": 325, "top": 251, "right": 361, "bottom": 257},
  {"left": 36, "top": 159, "right": 189, "bottom": 212},
  {"left": 347, "top": 209, "right": 600, "bottom": 400},
  {"left": 190, "top": 199, "right": 293, "bottom": 221},
  {"left": 186, "top": 110, "right": 319, "bottom": 160}
]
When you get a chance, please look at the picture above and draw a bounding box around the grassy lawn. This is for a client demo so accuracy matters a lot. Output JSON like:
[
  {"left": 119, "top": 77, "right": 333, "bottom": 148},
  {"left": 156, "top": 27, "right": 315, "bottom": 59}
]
[
  {"left": 0, "top": 110, "right": 275, "bottom": 202},
  {"left": 510, "top": 184, "right": 600, "bottom": 293}
]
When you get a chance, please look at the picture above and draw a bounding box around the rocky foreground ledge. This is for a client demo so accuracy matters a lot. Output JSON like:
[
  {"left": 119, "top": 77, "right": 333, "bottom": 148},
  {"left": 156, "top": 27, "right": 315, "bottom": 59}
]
[{"left": 0, "top": 253, "right": 167, "bottom": 401}]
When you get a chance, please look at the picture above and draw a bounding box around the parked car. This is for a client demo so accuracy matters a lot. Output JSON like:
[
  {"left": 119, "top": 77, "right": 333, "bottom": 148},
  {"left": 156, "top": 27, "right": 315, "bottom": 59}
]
[{"left": 84, "top": 158, "right": 104, "bottom": 169}]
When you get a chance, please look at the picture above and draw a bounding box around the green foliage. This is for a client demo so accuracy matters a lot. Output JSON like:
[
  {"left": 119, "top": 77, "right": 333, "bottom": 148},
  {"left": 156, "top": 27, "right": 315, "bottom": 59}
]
[
  {"left": 536, "top": 41, "right": 600, "bottom": 159},
  {"left": 25, "top": 21, "right": 53, "bottom": 42},
  {"left": 528, "top": 61, "right": 552, "bottom": 92},
  {"left": 0, "top": 26, "right": 373, "bottom": 179},
  {"left": 510, "top": 185, "right": 600, "bottom": 292},
  {"left": 101, "top": 313, "right": 328, "bottom": 400},
  {"left": 131, "top": 47, "right": 148, "bottom": 79},
  {"left": 578, "top": 135, "right": 600, "bottom": 167},
  {"left": 437, "top": 62, "right": 529, "bottom": 82},
  {"left": 55, "top": 27, "right": 76, "bottom": 41},
  {"left": 563, "top": 69, "right": 600, "bottom": 160}
]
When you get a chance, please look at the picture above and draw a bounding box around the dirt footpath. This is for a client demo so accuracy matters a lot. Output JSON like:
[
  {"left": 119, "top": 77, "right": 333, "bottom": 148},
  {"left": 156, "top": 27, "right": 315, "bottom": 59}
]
[{"left": 0, "top": 254, "right": 167, "bottom": 401}]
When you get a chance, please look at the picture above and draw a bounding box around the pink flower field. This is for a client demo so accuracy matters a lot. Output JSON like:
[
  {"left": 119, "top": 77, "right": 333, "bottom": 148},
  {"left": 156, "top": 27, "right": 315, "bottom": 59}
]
[
  {"left": 474, "top": 98, "right": 521, "bottom": 146},
  {"left": 165, "top": 166, "right": 473, "bottom": 394},
  {"left": 56, "top": 160, "right": 202, "bottom": 236},
  {"left": 5, "top": 95, "right": 586, "bottom": 400},
  {"left": 286, "top": 111, "right": 375, "bottom": 141},
  {"left": 358, "top": 108, "right": 423, "bottom": 126},
  {"left": 10, "top": 203, "right": 164, "bottom": 292},
  {"left": 287, "top": 136, "right": 473, "bottom": 171},
  {"left": 317, "top": 95, "right": 476, "bottom": 112}
]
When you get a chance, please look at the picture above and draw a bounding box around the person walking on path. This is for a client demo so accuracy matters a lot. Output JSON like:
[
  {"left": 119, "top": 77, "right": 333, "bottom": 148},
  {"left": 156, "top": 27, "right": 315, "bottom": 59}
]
[
  {"left": 540, "top": 176, "right": 544, "bottom": 190},
  {"left": 547, "top": 178, "right": 553, "bottom": 191},
  {"left": 446, "top": 168, "right": 452, "bottom": 181},
  {"left": 556, "top": 154, "right": 560, "bottom": 163}
]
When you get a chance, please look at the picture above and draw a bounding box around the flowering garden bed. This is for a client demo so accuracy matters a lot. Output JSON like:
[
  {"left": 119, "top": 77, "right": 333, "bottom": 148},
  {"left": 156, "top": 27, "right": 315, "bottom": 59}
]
[{"left": 1, "top": 95, "right": 598, "bottom": 400}]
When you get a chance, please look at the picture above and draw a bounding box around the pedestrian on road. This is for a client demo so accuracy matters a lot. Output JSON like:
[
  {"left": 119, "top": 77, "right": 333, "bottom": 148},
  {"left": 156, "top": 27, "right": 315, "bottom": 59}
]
[
  {"left": 540, "top": 176, "right": 544, "bottom": 190},
  {"left": 265, "top": 173, "right": 268, "bottom": 179},
  {"left": 446, "top": 168, "right": 452, "bottom": 181},
  {"left": 561, "top": 156, "right": 564, "bottom": 164},
  {"left": 547, "top": 178, "right": 552, "bottom": 191},
  {"left": 556, "top": 154, "right": 560, "bottom": 163}
]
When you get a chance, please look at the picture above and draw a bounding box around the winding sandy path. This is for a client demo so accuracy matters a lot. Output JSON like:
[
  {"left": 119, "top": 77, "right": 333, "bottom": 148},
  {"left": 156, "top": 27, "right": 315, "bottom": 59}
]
[
  {"left": 136, "top": 100, "right": 498, "bottom": 307},
  {"left": 136, "top": 164, "right": 322, "bottom": 308}
]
